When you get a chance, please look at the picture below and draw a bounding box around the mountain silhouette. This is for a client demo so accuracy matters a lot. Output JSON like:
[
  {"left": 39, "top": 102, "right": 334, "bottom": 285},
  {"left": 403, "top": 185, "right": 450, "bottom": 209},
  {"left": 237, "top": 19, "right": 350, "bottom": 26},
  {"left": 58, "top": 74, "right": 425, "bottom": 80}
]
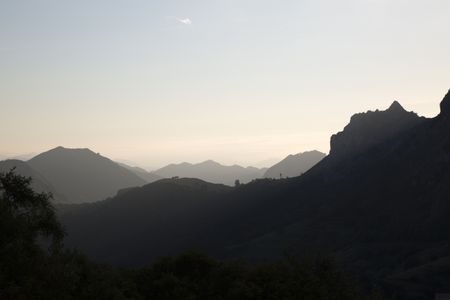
[
  {"left": 153, "top": 160, "right": 267, "bottom": 186},
  {"left": 215, "top": 92, "right": 450, "bottom": 296},
  {"left": 329, "top": 100, "right": 425, "bottom": 158},
  {"left": 59, "top": 90, "right": 450, "bottom": 298},
  {"left": 0, "top": 159, "right": 66, "bottom": 202},
  {"left": 263, "top": 150, "right": 326, "bottom": 179},
  {"left": 28, "top": 147, "right": 146, "bottom": 203},
  {"left": 60, "top": 177, "right": 232, "bottom": 265}
]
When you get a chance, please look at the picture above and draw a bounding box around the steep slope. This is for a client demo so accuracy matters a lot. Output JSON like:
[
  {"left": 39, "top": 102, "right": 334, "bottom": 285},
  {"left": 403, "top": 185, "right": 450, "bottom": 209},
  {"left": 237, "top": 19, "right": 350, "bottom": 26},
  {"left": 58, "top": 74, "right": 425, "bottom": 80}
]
[
  {"left": 214, "top": 93, "right": 450, "bottom": 298},
  {"left": 29, "top": 147, "right": 146, "bottom": 203},
  {"left": 329, "top": 100, "right": 425, "bottom": 158},
  {"left": 0, "top": 159, "right": 65, "bottom": 202},
  {"left": 223, "top": 101, "right": 430, "bottom": 247},
  {"left": 263, "top": 150, "right": 326, "bottom": 179},
  {"left": 154, "top": 160, "right": 266, "bottom": 186},
  {"left": 118, "top": 163, "right": 162, "bottom": 183}
]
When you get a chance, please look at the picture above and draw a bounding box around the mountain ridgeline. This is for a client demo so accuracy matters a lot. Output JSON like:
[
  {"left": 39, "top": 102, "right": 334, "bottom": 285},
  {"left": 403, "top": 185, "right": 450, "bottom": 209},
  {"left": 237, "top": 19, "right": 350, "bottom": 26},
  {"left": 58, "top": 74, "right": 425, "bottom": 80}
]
[
  {"left": 118, "top": 163, "right": 162, "bottom": 183},
  {"left": 153, "top": 160, "right": 267, "bottom": 186},
  {"left": 59, "top": 89, "right": 450, "bottom": 299},
  {"left": 1, "top": 147, "right": 315, "bottom": 204},
  {"left": 329, "top": 100, "right": 425, "bottom": 158},
  {"left": 263, "top": 150, "right": 326, "bottom": 179},
  {"left": 28, "top": 147, "right": 147, "bottom": 203}
]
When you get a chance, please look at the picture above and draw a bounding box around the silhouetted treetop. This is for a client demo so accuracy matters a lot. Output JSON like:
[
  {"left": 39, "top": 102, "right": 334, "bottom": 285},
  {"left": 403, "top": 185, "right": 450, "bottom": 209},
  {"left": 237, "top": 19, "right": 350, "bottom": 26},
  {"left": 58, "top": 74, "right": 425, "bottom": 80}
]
[{"left": 0, "top": 169, "right": 64, "bottom": 248}]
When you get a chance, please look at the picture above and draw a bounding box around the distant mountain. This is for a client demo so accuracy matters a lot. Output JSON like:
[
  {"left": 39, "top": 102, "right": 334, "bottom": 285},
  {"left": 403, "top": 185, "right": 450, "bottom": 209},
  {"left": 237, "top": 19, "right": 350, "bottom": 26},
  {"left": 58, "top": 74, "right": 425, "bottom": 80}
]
[
  {"left": 263, "top": 150, "right": 326, "bottom": 179},
  {"left": 0, "top": 159, "right": 65, "bottom": 202},
  {"left": 153, "top": 160, "right": 267, "bottom": 186},
  {"left": 118, "top": 163, "right": 162, "bottom": 183},
  {"left": 60, "top": 90, "right": 450, "bottom": 298},
  {"left": 10, "top": 153, "right": 37, "bottom": 161},
  {"left": 28, "top": 147, "right": 146, "bottom": 203},
  {"left": 0, "top": 153, "right": 37, "bottom": 161}
]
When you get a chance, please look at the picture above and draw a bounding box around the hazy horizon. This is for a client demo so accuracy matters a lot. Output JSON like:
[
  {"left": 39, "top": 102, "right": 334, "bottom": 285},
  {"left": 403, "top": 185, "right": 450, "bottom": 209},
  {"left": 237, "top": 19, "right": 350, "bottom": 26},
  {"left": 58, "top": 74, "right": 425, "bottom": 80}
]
[
  {"left": 2, "top": 0, "right": 449, "bottom": 169},
  {"left": 0, "top": 147, "right": 282, "bottom": 170}
]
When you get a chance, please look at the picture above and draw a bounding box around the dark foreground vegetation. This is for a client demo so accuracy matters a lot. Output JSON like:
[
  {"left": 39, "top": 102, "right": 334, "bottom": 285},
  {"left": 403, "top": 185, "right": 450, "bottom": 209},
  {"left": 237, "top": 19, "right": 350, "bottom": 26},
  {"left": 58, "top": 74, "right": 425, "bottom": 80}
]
[{"left": 0, "top": 170, "right": 386, "bottom": 300}]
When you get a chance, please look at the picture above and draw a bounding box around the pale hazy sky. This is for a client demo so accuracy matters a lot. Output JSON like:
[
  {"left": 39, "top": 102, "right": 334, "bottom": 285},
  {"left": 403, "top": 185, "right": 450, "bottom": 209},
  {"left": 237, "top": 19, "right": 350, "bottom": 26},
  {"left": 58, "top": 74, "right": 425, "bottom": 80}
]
[{"left": 1, "top": 0, "right": 449, "bottom": 169}]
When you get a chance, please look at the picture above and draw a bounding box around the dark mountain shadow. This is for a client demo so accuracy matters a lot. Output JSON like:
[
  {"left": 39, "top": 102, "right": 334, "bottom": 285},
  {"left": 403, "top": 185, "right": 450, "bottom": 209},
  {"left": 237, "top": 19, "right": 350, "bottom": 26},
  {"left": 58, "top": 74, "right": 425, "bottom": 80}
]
[
  {"left": 60, "top": 178, "right": 232, "bottom": 266},
  {"left": 59, "top": 90, "right": 450, "bottom": 299},
  {"left": 264, "top": 150, "right": 326, "bottom": 179}
]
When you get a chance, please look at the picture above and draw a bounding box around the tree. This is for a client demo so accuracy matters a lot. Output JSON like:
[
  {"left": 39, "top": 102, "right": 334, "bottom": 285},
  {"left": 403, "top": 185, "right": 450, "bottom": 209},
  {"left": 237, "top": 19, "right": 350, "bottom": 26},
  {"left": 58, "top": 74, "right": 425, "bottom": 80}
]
[
  {"left": 0, "top": 170, "right": 65, "bottom": 298},
  {"left": 0, "top": 169, "right": 64, "bottom": 250}
]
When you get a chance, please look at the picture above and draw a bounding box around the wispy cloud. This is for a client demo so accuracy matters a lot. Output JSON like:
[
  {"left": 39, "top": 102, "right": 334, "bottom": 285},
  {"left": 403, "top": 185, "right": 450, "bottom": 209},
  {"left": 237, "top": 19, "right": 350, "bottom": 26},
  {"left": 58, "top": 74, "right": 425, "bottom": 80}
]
[
  {"left": 166, "top": 16, "right": 192, "bottom": 26},
  {"left": 175, "top": 17, "right": 192, "bottom": 25}
]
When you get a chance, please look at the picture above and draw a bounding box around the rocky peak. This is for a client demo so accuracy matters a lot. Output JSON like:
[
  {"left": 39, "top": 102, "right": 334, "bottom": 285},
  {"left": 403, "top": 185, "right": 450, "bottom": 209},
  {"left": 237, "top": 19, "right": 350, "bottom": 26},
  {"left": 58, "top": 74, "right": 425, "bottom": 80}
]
[
  {"left": 330, "top": 101, "right": 424, "bottom": 158},
  {"left": 387, "top": 100, "right": 405, "bottom": 113}
]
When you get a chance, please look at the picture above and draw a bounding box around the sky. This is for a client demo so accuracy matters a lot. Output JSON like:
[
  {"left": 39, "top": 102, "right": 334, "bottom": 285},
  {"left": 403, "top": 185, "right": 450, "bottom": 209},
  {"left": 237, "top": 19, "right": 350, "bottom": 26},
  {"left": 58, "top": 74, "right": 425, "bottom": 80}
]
[{"left": 1, "top": 0, "right": 449, "bottom": 170}]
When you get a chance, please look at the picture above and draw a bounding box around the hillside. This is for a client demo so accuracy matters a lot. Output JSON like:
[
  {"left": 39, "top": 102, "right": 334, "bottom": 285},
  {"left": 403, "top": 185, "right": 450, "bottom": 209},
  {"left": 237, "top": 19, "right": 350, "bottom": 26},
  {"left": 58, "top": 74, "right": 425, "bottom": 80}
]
[
  {"left": 263, "top": 150, "right": 326, "bottom": 179},
  {"left": 59, "top": 90, "right": 450, "bottom": 298},
  {"left": 28, "top": 147, "right": 146, "bottom": 203},
  {"left": 61, "top": 178, "right": 232, "bottom": 265},
  {"left": 212, "top": 93, "right": 449, "bottom": 297}
]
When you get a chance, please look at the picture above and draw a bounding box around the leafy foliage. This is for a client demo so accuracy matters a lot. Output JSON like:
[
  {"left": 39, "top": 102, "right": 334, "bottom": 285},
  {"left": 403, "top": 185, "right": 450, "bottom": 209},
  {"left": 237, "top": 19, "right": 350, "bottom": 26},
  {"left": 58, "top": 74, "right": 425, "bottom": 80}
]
[{"left": 133, "top": 252, "right": 363, "bottom": 300}]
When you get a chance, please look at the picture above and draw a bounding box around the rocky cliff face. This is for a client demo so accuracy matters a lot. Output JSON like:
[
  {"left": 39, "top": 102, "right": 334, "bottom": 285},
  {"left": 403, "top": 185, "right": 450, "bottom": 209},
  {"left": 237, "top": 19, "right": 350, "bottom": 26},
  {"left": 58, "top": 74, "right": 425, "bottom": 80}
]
[
  {"left": 329, "top": 101, "right": 425, "bottom": 158},
  {"left": 439, "top": 89, "right": 450, "bottom": 118}
]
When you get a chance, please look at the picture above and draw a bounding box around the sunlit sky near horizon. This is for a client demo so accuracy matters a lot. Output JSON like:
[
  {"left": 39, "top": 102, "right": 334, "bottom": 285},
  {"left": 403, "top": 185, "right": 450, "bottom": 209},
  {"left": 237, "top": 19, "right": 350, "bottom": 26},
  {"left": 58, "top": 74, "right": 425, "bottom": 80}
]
[{"left": 1, "top": 0, "right": 449, "bottom": 169}]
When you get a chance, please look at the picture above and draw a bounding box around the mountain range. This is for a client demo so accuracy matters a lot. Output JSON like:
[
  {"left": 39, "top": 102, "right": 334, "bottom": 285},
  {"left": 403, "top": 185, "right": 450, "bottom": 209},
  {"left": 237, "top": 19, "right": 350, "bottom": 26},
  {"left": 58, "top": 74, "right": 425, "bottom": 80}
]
[
  {"left": 58, "top": 89, "right": 450, "bottom": 299},
  {"left": 153, "top": 160, "right": 267, "bottom": 186},
  {"left": 0, "top": 147, "right": 318, "bottom": 203}
]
